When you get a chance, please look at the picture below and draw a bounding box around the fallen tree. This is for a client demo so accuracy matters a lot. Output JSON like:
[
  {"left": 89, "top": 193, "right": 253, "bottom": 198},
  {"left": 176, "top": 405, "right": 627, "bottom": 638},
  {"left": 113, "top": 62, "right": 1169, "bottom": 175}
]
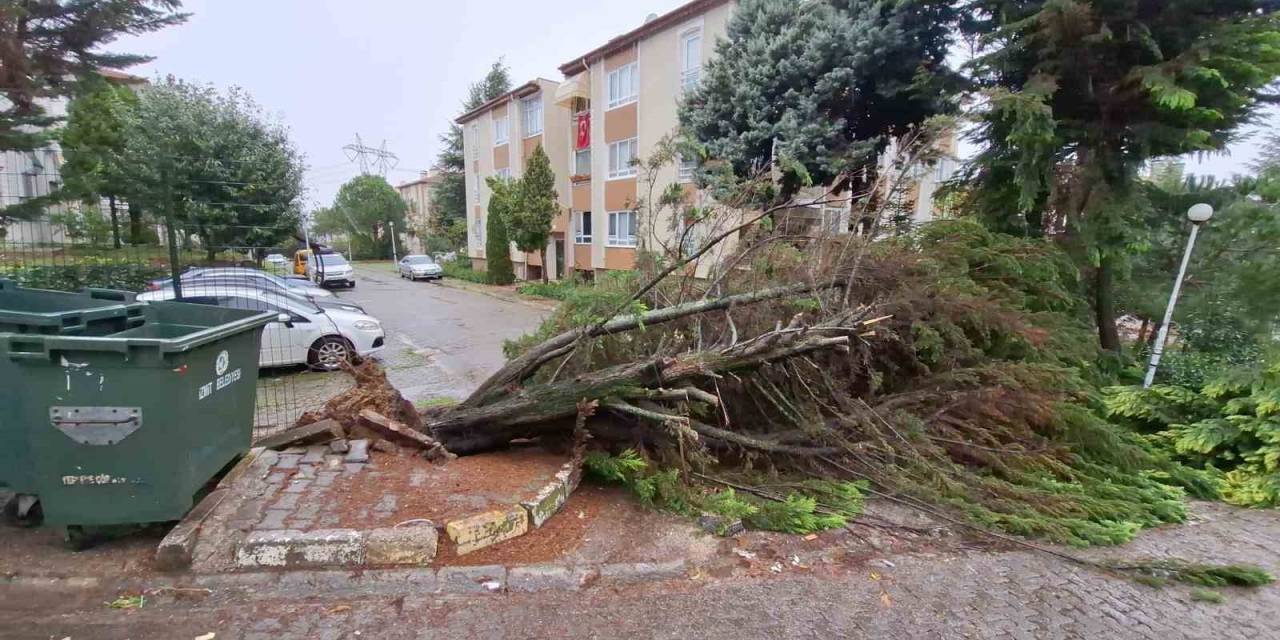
[{"left": 305, "top": 144, "right": 1215, "bottom": 552}]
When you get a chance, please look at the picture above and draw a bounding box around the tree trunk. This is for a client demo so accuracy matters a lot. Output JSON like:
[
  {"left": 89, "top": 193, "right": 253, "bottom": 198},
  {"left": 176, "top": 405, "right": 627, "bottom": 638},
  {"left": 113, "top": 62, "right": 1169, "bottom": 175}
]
[
  {"left": 1136, "top": 318, "right": 1150, "bottom": 345},
  {"left": 108, "top": 195, "right": 121, "bottom": 249},
  {"left": 540, "top": 246, "right": 549, "bottom": 283},
  {"left": 1095, "top": 252, "right": 1121, "bottom": 352},
  {"left": 128, "top": 202, "right": 142, "bottom": 245},
  {"left": 429, "top": 334, "right": 850, "bottom": 455}
]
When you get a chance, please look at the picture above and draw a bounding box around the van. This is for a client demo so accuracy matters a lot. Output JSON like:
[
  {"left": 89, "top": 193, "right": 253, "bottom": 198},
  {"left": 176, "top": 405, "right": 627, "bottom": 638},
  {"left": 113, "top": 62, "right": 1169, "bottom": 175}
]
[{"left": 293, "top": 249, "right": 311, "bottom": 276}]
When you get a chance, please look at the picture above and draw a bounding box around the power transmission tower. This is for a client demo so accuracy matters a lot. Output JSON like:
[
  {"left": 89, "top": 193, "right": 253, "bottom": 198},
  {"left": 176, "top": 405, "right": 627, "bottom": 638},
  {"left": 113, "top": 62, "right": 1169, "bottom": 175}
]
[{"left": 342, "top": 134, "right": 400, "bottom": 178}]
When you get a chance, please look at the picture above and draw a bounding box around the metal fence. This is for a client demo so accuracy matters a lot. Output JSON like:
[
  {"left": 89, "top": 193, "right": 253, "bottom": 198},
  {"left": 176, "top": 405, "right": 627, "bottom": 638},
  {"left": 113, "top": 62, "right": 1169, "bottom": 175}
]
[{"left": 0, "top": 198, "right": 319, "bottom": 439}]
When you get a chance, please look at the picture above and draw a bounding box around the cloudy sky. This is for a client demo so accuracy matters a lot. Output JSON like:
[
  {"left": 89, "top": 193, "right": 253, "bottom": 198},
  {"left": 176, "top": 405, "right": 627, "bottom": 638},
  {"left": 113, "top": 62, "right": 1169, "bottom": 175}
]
[{"left": 109, "top": 0, "right": 1272, "bottom": 208}]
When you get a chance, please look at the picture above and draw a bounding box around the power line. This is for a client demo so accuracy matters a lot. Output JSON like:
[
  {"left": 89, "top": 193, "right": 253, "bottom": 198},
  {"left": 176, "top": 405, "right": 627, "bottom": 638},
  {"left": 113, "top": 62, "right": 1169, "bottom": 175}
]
[{"left": 342, "top": 134, "right": 399, "bottom": 178}]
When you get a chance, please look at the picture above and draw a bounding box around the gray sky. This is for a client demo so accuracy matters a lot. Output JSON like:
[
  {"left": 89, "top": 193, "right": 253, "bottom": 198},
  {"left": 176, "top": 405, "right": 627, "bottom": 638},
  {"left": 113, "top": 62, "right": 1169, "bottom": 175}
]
[
  {"left": 108, "top": 0, "right": 691, "bottom": 208},
  {"left": 110, "top": 0, "right": 1270, "bottom": 208}
]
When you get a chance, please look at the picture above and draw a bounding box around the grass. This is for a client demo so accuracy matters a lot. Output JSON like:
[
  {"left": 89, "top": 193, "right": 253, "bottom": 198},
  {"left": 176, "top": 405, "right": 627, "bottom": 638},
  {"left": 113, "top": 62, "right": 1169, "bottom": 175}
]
[
  {"left": 353, "top": 260, "right": 398, "bottom": 273},
  {"left": 516, "top": 278, "right": 580, "bottom": 300},
  {"left": 1190, "top": 589, "right": 1226, "bottom": 604},
  {"left": 442, "top": 261, "right": 491, "bottom": 284},
  {"left": 415, "top": 396, "right": 458, "bottom": 410}
]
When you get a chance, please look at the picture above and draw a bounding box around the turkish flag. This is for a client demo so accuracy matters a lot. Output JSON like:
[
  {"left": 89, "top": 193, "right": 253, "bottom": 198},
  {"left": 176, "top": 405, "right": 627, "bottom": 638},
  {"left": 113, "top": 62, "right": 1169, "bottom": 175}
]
[{"left": 576, "top": 112, "right": 591, "bottom": 150}]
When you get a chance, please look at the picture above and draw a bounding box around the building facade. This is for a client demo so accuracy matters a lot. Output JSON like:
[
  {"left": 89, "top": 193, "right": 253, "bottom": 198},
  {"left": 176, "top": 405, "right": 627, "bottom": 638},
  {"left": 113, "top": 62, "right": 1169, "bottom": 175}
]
[
  {"left": 459, "top": 79, "right": 573, "bottom": 280},
  {"left": 395, "top": 169, "right": 444, "bottom": 254},
  {"left": 460, "top": 0, "right": 956, "bottom": 281}
]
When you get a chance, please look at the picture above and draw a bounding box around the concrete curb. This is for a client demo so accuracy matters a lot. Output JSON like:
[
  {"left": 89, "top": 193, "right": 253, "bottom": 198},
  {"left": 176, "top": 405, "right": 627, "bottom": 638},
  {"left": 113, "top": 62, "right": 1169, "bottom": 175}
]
[
  {"left": 0, "top": 558, "right": 689, "bottom": 597},
  {"left": 229, "top": 459, "right": 579, "bottom": 568},
  {"left": 155, "top": 447, "right": 267, "bottom": 571}
]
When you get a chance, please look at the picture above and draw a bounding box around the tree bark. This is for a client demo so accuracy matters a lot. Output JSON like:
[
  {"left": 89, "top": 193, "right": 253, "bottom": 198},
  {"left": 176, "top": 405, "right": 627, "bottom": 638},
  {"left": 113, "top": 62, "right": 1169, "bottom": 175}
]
[
  {"left": 108, "top": 195, "right": 121, "bottom": 249},
  {"left": 128, "top": 202, "right": 142, "bottom": 245},
  {"left": 461, "top": 280, "right": 845, "bottom": 408},
  {"left": 539, "top": 246, "right": 549, "bottom": 283},
  {"left": 1095, "top": 251, "right": 1121, "bottom": 352},
  {"left": 430, "top": 333, "right": 849, "bottom": 454}
]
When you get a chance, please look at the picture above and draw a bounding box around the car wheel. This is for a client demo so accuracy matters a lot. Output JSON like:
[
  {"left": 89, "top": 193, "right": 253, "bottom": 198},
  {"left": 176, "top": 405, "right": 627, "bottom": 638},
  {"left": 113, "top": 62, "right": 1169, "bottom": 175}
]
[{"left": 308, "top": 336, "right": 352, "bottom": 371}]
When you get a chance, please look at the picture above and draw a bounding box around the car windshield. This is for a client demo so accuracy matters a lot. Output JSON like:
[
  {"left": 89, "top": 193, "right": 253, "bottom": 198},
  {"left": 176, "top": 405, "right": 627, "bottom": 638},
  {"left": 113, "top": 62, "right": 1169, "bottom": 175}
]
[
  {"left": 319, "top": 254, "right": 348, "bottom": 266},
  {"left": 405, "top": 256, "right": 433, "bottom": 264}
]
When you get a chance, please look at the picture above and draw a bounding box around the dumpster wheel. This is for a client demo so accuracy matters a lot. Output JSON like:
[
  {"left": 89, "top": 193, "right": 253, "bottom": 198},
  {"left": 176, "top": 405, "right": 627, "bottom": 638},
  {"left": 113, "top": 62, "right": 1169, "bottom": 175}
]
[
  {"left": 62, "top": 525, "right": 92, "bottom": 551},
  {"left": 2, "top": 495, "right": 43, "bottom": 528}
]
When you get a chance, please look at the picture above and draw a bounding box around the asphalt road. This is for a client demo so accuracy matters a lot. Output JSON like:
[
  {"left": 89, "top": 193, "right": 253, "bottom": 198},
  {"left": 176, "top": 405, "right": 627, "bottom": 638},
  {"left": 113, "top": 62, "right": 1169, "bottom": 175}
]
[{"left": 333, "top": 264, "right": 549, "bottom": 403}]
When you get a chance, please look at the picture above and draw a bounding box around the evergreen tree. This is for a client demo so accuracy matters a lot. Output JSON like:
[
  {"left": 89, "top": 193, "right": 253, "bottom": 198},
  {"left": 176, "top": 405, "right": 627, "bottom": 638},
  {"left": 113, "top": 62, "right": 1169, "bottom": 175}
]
[
  {"left": 0, "top": 0, "right": 185, "bottom": 150},
  {"left": 680, "top": 0, "right": 959, "bottom": 198},
  {"left": 507, "top": 145, "right": 558, "bottom": 283},
  {"left": 60, "top": 79, "right": 139, "bottom": 248},
  {"left": 432, "top": 60, "right": 511, "bottom": 238},
  {"left": 484, "top": 175, "right": 516, "bottom": 285},
  {"left": 328, "top": 175, "right": 408, "bottom": 259},
  {"left": 959, "top": 0, "right": 1280, "bottom": 351}
]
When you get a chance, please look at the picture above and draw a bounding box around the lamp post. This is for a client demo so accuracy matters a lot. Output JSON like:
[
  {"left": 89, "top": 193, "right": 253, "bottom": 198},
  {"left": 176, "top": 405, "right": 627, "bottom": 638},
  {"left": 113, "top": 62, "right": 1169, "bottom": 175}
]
[
  {"left": 389, "top": 220, "right": 398, "bottom": 263},
  {"left": 1143, "top": 203, "right": 1214, "bottom": 388}
]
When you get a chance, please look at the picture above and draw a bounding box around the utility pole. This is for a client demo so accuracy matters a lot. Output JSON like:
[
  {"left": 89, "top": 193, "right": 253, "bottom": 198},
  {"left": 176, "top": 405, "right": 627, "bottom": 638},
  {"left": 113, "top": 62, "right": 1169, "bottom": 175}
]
[
  {"left": 389, "top": 220, "right": 398, "bottom": 263},
  {"left": 161, "top": 159, "right": 183, "bottom": 300}
]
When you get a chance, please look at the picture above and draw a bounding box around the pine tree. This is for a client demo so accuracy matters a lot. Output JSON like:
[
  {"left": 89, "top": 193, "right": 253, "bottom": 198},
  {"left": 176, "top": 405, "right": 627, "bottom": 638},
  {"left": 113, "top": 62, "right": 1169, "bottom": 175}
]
[
  {"left": 484, "top": 176, "right": 516, "bottom": 285},
  {"left": 0, "top": 0, "right": 186, "bottom": 151},
  {"left": 680, "top": 0, "right": 959, "bottom": 198},
  {"left": 431, "top": 60, "right": 511, "bottom": 242},
  {"left": 959, "top": 0, "right": 1280, "bottom": 351},
  {"left": 507, "top": 145, "right": 558, "bottom": 283}
]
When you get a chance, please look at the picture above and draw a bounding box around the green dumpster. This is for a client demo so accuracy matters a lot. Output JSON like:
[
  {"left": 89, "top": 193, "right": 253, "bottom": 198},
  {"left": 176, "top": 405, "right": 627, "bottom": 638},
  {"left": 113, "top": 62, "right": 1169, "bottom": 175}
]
[
  {"left": 0, "top": 279, "right": 146, "bottom": 336},
  {"left": 0, "top": 292, "right": 273, "bottom": 534}
]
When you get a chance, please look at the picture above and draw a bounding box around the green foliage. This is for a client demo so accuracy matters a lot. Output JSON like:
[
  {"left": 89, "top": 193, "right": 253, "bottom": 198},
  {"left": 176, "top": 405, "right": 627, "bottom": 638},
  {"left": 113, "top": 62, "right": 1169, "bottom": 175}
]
[
  {"left": 432, "top": 60, "right": 512, "bottom": 234},
  {"left": 484, "top": 177, "right": 517, "bottom": 285},
  {"left": 1113, "top": 560, "right": 1274, "bottom": 588},
  {"left": 505, "top": 145, "right": 559, "bottom": 281},
  {"left": 681, "top": 0, "right": 960, "bottom": 197},
  {"left": 1105, "top": 356, "right": 1280, "bottom": 506},
  {"left": 0, "top": 260, "right": 168, "bottom": 292},
  {"left": 59, "top": 80, "right": 140, "bottom": 247},
  {"left": 324, "top": 175, "right": 408, "bottom": 259},
  {"left": 0, "top": 1, "right": 185, "bottom": 154},
  {"left": 516, "top": 278, "right": 579, "bottom": 300},
  {"left": 1189, "top": 588, "right": 1226, "bottom": 604},
  {"left": 583, "top": 450, "right": 865, "bottom": 534},
  {"left": 441, "top": 260, "right": 490, "bottom": 284},
  {"left": 49, "top": 208, "right": 113, "bottom": 247},
  {"left": 118, "top": 78, "right": 304, "bottom": 258},
  {"left": 958, "top": 0, "right": 1280, "bottom": 350}
]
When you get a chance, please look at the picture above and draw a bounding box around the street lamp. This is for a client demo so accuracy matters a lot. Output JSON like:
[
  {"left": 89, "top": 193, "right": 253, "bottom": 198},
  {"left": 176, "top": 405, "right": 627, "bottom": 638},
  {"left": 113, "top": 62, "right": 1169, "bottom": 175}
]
[{"left": 1143, "top": 203, "right": 1214, "bottom": 388}]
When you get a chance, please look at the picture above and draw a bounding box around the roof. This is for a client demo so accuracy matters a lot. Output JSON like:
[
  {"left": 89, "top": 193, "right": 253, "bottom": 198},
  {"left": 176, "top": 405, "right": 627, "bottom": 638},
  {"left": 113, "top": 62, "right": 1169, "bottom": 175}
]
[
  {"left": 455, "top": 79, "right": 557, "bottom": 125},
  {"left": 396, "top": 171, "right": 443, "bottom": 189},
  {"left": 97, "top": 68, "right": 148, "bottom": 85},
  {"left": 558, "top": 0, "right": 731, "bottom": 76}
]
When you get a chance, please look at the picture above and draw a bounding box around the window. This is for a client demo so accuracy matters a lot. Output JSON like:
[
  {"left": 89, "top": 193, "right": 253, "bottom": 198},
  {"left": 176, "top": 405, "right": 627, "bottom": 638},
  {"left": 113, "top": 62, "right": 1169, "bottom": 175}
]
[
  {"left": 493, "top": 117, "right": 509, "bottom": 146},
  {"left": 574, "top": 148, "right": 591, "bottom": 177},
  {"left": 473, "top": 214, "right": 484, "bottom": 242},
  {"left": 608, "top": 138, "right": 638, "bottom": 180},
  {"left": 495, "top": 168, "right": 511, "bottom": 182},
  {"left": 574, "top": 211, "right": 592, "bottom": 244},
  {"left": 607, "top": 62, "right": 638, "bottom": 109},
  {"left": 469, "top": 124, "right": 478, "bottom": 159},
  {"left": 522, "top": 96, "right": 543, "bottom": 136},
  {"left": 678, "top": 154, "right": 696, "bottom": 183},
  {"left": 681, "top": 29, "right": 702, "bottom": 93},
  {"left": 471, "top": 174, "right": 479, "bottom": 205},
  {"left": 607, "top": 210, "right": 637, "bottom": 247}
]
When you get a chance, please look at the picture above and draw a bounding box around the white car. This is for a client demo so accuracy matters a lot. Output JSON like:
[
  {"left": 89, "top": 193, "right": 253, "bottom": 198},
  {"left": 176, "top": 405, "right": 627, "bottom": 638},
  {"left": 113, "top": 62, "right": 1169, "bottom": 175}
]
[
  {"left": 308, "top": 253, "right": 356, "bottom": 288},
  {"left": 138, "top": 286, "right": 384, "bottom": 370},
  {"left": 265, "top": 253, "right": 288, "bottom": 267},
  {"left": 398, "top": 255, "right": 443, "bottom": 281}
]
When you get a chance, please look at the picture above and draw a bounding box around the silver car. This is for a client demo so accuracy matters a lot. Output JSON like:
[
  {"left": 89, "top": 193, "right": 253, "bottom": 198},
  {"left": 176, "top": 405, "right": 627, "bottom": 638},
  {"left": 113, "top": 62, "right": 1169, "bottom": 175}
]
[{"left": 398, "top": 255, "right": 443, "bottom": 281}]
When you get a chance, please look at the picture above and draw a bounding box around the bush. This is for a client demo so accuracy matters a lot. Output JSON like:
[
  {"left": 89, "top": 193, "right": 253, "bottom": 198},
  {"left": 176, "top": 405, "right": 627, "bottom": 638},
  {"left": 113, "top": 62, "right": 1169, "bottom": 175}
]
[
  {"left": 516, "top": 278, "right": 579, "bottom": 300},
  {"left": 0, "top": 260, "right": 169, "bottom": 292},
  {"left": 442, "top": 261, "right": 489, "bottom": 284}
]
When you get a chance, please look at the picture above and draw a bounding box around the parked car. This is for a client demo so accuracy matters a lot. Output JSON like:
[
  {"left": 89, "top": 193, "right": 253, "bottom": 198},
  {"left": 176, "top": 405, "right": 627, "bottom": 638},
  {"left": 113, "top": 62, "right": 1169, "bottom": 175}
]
[
  {"left": 138, "top": 286, "right": 384, "bottom": 370},
  {"left": 398, "top": 255, "right": 444, "bottom": 281},
  {"left": 144, "top": 268, "right": 368, "bottom": 314},
  {"left": 308, "top": 252, "right": 356, "bottom": 288},
  {"left": 265, "top": 253, "right": 289, "bottom": 267}
]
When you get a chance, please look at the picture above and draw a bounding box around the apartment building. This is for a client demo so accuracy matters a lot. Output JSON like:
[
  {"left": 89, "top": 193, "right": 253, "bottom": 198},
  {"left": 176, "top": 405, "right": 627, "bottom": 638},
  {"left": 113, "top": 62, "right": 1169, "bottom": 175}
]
[
  {"left": 459, "top": 79, "right": 573, "bottom": 280},
  {"left": 461, "top": 0, "right": 956, "bottom": 281},
  {"left": 395, "top": 169, "right": 444, "bottom": 254}
]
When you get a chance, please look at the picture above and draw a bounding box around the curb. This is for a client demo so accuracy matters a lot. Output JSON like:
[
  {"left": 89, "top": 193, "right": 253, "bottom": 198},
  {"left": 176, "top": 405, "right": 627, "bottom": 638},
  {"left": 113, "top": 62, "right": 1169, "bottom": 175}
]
[
  {"left": 0, "top": 559, "right": 689, "bottom": 596},
  {"left": 230, "top": 460, "right": 580, "bottom": 568}
]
